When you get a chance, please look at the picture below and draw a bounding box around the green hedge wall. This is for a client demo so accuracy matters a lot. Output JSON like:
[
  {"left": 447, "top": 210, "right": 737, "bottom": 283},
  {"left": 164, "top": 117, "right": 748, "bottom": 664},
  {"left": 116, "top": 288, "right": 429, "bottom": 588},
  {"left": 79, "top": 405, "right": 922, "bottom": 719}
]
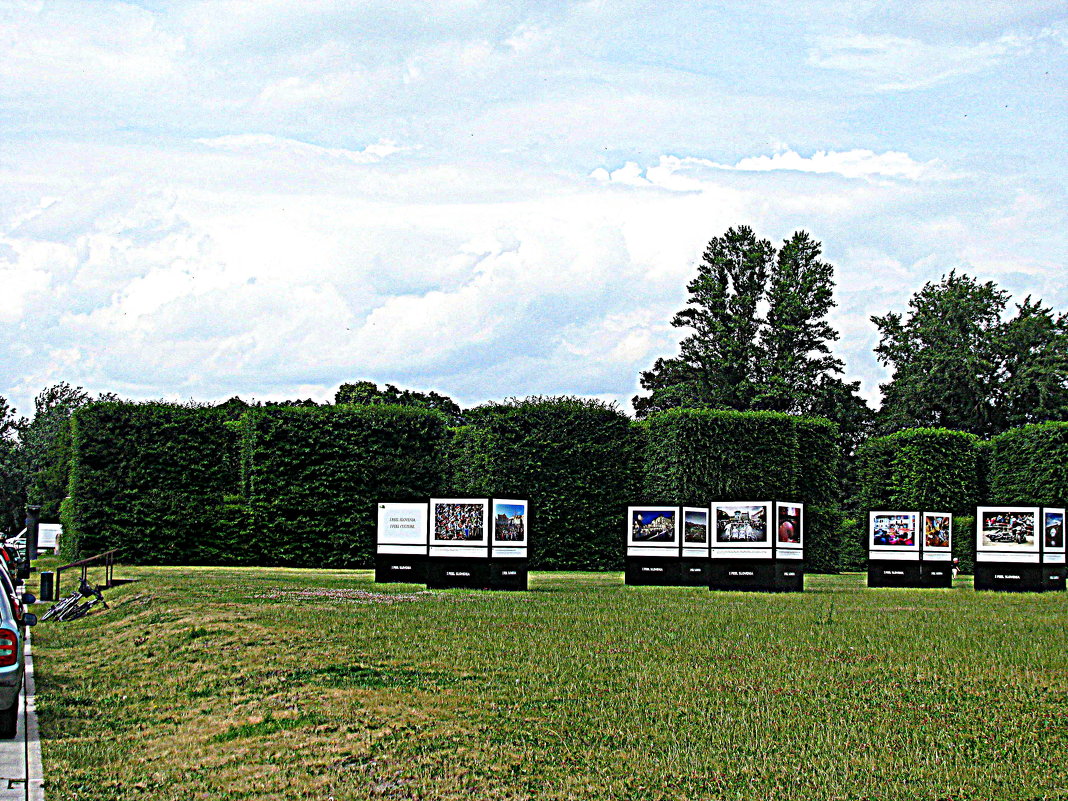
[
  {"left": 63, "top": 403, "right": 241, "bottom": 564},
  {"left": 855, "top": 428, "right": 982, "bottom": 515},
  {"left": 640, "top": 409, "right": 841, "bottom": 571},
  {"left": 450, "top": 397, "right": 642, "bottom": 570},
  {"left": 242, "top": 404, "right": 449, "bottom": 568},
  {"left": 986, "top": 422, "right": 1068, "bottom": 506}
]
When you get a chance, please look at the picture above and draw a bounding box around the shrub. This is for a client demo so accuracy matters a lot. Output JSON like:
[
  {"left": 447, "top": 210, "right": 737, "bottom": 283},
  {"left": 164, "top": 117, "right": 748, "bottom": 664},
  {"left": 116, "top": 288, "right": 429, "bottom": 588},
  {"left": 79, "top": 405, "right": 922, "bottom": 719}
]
[
  {"left": 986, "top": 422, "right": 1068, "bottom": 507},
  {"left": 242, "top": 404, "right": 449, "bottom": 568},
  {"left": 450, "top": 397, "right": 642, "bottom": 570},
  {"left": 64, "top": 403, "right": 240, "bottom": 564},
  {"left": 854, "top": 428, "right": 982, "bottom": 515}
]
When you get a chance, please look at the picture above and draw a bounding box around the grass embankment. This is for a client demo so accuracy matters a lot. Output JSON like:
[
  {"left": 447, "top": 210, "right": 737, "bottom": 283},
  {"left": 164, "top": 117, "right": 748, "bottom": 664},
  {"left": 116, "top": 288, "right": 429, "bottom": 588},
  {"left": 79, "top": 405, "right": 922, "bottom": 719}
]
[{"left": 29, "top": 569, "right": 1068, "bottom": 801}]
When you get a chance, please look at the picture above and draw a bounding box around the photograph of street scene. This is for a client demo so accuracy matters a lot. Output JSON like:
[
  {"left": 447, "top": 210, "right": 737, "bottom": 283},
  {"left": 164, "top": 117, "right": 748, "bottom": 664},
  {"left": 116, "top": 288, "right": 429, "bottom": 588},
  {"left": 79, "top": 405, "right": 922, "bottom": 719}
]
[
  {"left": 980, "top": 509, "right": 1036, "bottom": 549},
  {"left": 433, "top": 502, "right": 486, "bottom": 542},
  {"left": 777, "top": 505, "right": 802, "bottom": 545},
  {"left": 684, "top": 509, "right": 708, "bottom": 543},
  {"left": 871, "top": 513, "right": 917, "bottom": 547},
  {"left": 924, "top": 514, "right": 951, "bottom": 549},
  {"left": 631, "top": 509, "right": 677, "bottom": 543},
  {"left": 1046, "top": 510, "right": 1064, "bottom": 550},
  {"left": 493, "top": 502, "right": 526, "bottom": 543},
  {"left": 715, "top": 504, "right": 768, "bottom": 543}
]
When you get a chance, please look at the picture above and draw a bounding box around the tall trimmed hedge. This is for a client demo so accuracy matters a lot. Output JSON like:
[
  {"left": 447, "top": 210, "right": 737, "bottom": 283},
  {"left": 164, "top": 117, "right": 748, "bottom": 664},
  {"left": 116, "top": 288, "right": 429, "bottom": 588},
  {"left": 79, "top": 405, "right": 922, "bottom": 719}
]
[
  {"left": 242, "top": 404, "right": 449, "bottom": 568},
  {"left": 62, "top": 403, "right": 241, "bottom": 564},
  {"left": 448, "top": 397, "right": 642, "bottom": 570},
  {"left": 854, "top": 428, "right": 982, "bottom": 515},
  {"left": 641, "top": 409, "right": 841, "bottom": 572},
  {"left": 986, "top": 422, "right": 1068, "bottom": 507}
]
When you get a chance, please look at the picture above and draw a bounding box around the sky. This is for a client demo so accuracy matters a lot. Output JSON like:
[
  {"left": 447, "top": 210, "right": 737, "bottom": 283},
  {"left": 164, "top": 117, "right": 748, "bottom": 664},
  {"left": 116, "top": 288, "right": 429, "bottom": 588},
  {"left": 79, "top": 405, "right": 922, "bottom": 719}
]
[{"left": 1, "top": 1, "right": 1066, "bottom": 418}]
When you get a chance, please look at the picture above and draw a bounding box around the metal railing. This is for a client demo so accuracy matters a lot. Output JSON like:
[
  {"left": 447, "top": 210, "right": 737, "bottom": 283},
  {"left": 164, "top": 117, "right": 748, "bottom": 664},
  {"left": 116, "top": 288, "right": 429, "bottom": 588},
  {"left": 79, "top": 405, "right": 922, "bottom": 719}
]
[{"left": 54, "top": 550, "right": 119, "bottom": 598}]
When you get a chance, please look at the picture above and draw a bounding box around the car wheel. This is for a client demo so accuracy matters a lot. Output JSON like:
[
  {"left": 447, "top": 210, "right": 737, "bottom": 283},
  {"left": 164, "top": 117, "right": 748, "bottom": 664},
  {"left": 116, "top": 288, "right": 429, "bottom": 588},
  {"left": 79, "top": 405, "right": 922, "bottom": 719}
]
[{"left": 0, "top": 696, "right": 18, "bottom": 739}]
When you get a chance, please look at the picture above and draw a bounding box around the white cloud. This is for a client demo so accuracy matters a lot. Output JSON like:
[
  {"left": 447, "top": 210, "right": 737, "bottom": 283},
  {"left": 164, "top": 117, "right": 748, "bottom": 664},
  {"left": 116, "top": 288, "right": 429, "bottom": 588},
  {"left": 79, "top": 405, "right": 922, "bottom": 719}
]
[
  {"left": 195, "top": 134, "right": 405, "bottom": 164},
  {"left": 806, "top": 29, "right": 1052, "bottom": 91}
]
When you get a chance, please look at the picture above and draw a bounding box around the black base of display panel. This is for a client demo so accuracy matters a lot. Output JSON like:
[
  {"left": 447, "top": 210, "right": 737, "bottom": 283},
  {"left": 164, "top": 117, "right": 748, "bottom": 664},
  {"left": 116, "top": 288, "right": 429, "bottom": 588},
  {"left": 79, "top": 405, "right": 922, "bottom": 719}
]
[
  {"left": 489, "top": 559, "right": 528, "bottom": 591},
  {"left": 625, "top": 557, "right": 681, "bottom": 586},
  {"left": 920, "top": 562, "right": 953, "bottom": 589},
  {"left": 708, "top": 559, "right": 777, "bottom": 592},
  {"left": 774, "top": 562, "right": 804, "bottom": 592},
  {"left": 867, "top": 560, "right": 923, "bottom": 588},
  {"left": 1042, "top": 565, "right": 1066, "bottom": 592},
  {"left": 974, "top": 563, "right": 1044, "bottom": 592},
  {"left": 678, "top": 559, "right": 710, "bottom": 586},
  {"left": 374, "top": 554, "right": 427, "bottom": 585},
  {"left": 426, "top": 558, "right": 490, "bottom": 590}
]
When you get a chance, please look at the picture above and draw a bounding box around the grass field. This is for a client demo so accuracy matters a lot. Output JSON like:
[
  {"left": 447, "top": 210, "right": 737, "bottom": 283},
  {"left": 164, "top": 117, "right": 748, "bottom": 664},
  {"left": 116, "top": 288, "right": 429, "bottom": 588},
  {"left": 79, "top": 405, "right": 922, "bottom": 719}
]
[{"left": 28, "top": 567, "right": 1068, "bottom": 800}]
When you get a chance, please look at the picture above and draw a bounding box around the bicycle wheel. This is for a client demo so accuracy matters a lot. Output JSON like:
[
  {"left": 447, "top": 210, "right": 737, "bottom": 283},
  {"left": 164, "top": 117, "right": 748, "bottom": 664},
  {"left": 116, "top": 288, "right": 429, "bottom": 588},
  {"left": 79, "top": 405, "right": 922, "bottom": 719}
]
[
  {"left": 57, "top": 601, "right": 90, "bottom": 622},
  {"left": 41, "top": 594, "right": 79, "bottom": 622}
]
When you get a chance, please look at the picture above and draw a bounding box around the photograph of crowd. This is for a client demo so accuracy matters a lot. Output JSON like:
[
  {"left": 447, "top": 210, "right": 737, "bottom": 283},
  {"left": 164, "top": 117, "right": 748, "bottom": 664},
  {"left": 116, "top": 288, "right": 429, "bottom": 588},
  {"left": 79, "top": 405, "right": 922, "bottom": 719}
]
[
  {"left": 433, "top": 502, "right": 486, "bottom": 543},
  {"left": 684, "top": 509, "right": 708, "bottom": 543},
  {"left": 924, "top": 514, "right": 951, "bottom": 549},
  {"left": 777, "top": 505, "right": 802, "bottom": 545},
  {"left": 980, "top": 509, "right": 1036, "bottom": 549},
  {"left": 715, "top": 504, "right": 768, "bottom": 543},
  {"left": 1045, "top": 510, "right": 1064, "bottom": 550},
  {"left": 871, "top": 513, "right": 917, "bottom": 547},
  {"left": 494, "top": 502, "right": 526, "bottom": 543},
  {"left": 631, "top": 509, "right": 677, "bottom": 543}
]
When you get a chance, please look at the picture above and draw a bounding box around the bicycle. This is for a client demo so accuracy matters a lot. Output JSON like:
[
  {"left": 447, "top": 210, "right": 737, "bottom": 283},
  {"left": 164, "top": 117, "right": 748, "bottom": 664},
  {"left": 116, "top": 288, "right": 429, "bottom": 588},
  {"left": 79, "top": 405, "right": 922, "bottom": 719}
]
[{"left": 41, "top": 578, "right": 108, "bottom": 622}]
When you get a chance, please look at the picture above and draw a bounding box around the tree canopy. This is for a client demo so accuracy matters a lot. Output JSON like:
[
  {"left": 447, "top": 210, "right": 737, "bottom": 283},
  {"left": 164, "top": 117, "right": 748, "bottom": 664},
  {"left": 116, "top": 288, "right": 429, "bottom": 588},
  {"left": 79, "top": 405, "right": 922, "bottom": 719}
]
[
  {"left": 634, "top": 225, "right": 873, "bottom": 452},
  {"left": 334, "top": 381, "right": 464, "bottom": 425},
  {"left": 872, "top": 271, "right": 1068, "bottom": 436}
]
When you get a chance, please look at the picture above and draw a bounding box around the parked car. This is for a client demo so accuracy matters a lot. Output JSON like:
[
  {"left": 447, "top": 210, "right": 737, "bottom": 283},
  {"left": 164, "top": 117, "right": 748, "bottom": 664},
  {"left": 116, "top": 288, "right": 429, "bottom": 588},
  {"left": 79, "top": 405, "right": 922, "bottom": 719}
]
[{"left": 0, "top": 568, "right": 36, "bottom": 738}]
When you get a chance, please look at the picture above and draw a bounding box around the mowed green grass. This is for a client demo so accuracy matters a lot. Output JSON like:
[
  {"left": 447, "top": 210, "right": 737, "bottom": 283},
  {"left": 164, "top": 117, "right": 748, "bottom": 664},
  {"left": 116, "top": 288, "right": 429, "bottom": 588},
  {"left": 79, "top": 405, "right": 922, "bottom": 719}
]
[{"left": 29, "top": 568, "right": 1068, "bottom": 801}]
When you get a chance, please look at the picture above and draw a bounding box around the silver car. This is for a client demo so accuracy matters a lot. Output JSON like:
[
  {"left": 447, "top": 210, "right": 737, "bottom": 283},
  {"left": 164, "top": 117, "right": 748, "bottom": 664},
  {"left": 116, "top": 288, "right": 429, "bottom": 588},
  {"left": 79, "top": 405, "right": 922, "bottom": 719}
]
[{"left": 0, "top": 567, "right": 36, "bottom": 738}]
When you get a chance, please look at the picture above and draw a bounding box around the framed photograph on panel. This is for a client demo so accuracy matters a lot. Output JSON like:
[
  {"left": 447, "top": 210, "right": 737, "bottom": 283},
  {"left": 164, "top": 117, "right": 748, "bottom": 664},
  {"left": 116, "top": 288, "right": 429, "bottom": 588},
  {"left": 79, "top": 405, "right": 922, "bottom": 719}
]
[
  {"left": 869, "top": 511, "right": 919, "bottom": 552},
  {"left": 922, "top": 511, "right": 952, "bottom": 554},
  {"left": 430, "top": 498, "right": 489, "bottom": 547},
  {"left": 976, "top": 506, "right": 1040, "bottom": 553},
  {"left": 682, "top": 507, "right": 709, "bottom": 557},
  {"left": 376, "top": 502, "right": 428, "bottom": 551},
  {"left": 713, "top": 502, "right": 772, "bottom": 547},
  {"left": 492, "top": 499, "right": 528, "bottom": 546},
  {"left": 1044, "top": 508, "right": 1065, "bottom": 553},
  {"left": 775, "top": 502, "right": 804, "bottom": 550},
  {"left": 627, "top": 506, "right": 679, "bottom": 549}
]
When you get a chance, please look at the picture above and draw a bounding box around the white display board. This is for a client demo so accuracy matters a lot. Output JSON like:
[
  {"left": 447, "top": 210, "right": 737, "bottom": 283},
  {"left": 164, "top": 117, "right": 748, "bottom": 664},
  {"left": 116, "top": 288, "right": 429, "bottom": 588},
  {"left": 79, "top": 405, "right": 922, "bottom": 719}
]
[
  {"left": 1043, "top": 508, "right": 1065, "bottom": 557},
  {"left": 921, "top": 511, "right": 952, "bottom": 559},
  {"left": 868, "top": 511, "right": 920, "bottom": 558},
  {"left": 681, "top": 507, "right": 709, "bottom": 558},
  {"left": 376, "top": 502, "right": 428, "bottom": 554},
  {"left": 976, "top": 506, "right": 1040, "bottom": 561},
  {"left": 627, "top": 506, "right": 679, "bottom": 557},
  {"left": 713, "top": 502, "right": 772, "bottom": 551},
  {"left": 775, "top": 502, "right": 804, "bottom": 552},
  {"left": 492, "top": 498, "right": 528, "bottom": 558},
  {"left": 429, "top": 498, "right": 489, "bottom": 557}
]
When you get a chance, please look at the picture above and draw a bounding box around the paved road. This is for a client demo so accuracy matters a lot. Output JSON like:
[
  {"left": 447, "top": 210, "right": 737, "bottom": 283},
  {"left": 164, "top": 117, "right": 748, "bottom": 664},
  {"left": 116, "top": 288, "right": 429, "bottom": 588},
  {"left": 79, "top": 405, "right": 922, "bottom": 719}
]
[{"left": 0, "top": 634, "right": 44, "bottom": 801}]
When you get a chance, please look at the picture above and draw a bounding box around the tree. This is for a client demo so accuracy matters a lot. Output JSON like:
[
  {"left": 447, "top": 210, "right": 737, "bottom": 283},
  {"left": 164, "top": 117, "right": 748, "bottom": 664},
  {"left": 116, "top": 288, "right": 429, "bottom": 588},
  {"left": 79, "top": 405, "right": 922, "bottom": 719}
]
[
  {"left": 334, "top": 381, "right": 464, "bottom": 425},
  {"left": 634, "top": 226, "right": 871, "bottom": 434},
  {"left": 635, "top": 226, "right": 773, "bottom": 416},
  {"left": 0, "top": 397, "right": 27, "bottom": 535},
  {"left": 872, "top": 272, "right": 1068, "bottom": 436},
  {"left": 21, "top": 383, "right": 111, "bottom": 521}
]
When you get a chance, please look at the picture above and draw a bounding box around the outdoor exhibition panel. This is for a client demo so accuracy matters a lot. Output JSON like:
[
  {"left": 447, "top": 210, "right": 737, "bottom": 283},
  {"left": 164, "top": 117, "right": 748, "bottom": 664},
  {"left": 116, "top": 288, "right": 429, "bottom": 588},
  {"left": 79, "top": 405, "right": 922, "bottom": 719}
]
[
  {"left": 974, "top": 505, "right": 1064, "bottom": 592},
  {"left": 709, "top": 501, "right": 804, "bottom": 592},
  {"left": 625, "top": 506, "right": 681, "bottom": 585},
  {"left": 427, "top": 498, "right": 491, "bottom": 589},
  {"left": 490, "top": 498, "right": 529, "bottom": 591},
  {"left": 1042, "top": 508, "right": 1066, "bottom": 591},
  {"left": 679, "top": 506, "right": 710, "bottom": 585},
  {"left": 374, "top": 501, "right": 429, "bottom": 584},
  {"left": 919, "top": 511, "right": 953, "bottom": 588},
  {"left": 867, "top": 511, "right": 922, "bottom": 587}
]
